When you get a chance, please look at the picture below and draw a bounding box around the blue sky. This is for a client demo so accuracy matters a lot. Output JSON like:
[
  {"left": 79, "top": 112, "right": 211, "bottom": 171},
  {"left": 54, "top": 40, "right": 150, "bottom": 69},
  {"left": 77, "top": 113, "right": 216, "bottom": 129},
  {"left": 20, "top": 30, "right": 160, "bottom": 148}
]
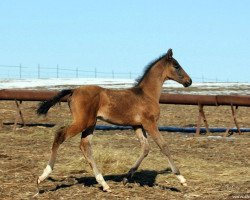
[{"left": 0, "top": 1, "right": 250, "bottom": 82}]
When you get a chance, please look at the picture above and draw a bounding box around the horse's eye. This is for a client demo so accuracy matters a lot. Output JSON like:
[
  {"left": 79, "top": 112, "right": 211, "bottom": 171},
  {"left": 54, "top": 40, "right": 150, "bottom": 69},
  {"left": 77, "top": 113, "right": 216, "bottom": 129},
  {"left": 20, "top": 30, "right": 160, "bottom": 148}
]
[{"left": 174, "top": 65, "right": 180, "bottom": 69}]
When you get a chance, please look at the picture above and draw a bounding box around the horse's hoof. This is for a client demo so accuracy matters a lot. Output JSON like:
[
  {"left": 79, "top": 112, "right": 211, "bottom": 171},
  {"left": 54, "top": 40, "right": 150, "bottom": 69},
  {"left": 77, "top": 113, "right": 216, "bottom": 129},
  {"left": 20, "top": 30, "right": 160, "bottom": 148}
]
[
  {"left": 182, "top": 182, "right": 188, "bottom": 187},
  {"left": 122, "top": 177, "right": 128, "bottom": 185},
  {"left": 103, "top": 187, "right": 111, "bottom": 192},
  {"left": 37, "top": 178, "right": 41, "bottom": 185},
  {"left": 176, "top": 175, "right": 187, "bottom": 187}
]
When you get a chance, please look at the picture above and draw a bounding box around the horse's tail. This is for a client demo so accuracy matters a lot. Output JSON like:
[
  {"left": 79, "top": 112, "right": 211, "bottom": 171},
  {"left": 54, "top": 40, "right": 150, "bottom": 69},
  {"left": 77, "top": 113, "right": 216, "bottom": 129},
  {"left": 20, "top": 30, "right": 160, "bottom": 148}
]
[{"left": 37, "top": 89, "right": 73, "bottom": 115}]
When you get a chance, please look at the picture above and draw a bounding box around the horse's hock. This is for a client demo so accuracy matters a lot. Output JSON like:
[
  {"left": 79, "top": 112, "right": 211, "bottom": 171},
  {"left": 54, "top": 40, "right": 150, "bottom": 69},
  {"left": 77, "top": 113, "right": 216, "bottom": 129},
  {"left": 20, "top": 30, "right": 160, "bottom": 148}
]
[{"left": 1, "top": 89, "right": 250, "bottom": 136}]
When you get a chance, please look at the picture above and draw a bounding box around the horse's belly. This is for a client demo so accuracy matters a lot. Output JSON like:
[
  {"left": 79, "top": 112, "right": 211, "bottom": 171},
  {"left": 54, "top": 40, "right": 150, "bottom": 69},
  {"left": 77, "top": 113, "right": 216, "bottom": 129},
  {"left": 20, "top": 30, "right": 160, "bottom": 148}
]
[{"left": 97, "top": 107, "right": 141, "bottom": 126}]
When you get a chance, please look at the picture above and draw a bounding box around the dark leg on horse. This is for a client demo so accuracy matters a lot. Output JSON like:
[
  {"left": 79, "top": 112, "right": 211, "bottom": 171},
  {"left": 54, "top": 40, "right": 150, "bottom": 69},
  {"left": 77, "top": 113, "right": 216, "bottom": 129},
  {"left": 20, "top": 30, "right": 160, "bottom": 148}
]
[
  {"left": 123, "top": 126, "right": 149, "bottom": 185},
  {"left": 37, "top": 122, "right": 85, "bottom": 184},
  {"left": 144, "top": 123, "right": 187, "bottom": 186},
  {"left": 80, "top": 127, "right": 111, "bottom": 192}
]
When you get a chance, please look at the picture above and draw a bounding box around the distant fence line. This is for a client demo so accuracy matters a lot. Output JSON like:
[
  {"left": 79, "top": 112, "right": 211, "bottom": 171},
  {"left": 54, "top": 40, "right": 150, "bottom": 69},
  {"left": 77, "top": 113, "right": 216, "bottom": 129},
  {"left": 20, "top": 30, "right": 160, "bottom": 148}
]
[
  {"left": 0, "top": 64, "right": 139, "bottom": 79},
  {"left": 0, "top": 64, "right": 236, "bottom": 83}
]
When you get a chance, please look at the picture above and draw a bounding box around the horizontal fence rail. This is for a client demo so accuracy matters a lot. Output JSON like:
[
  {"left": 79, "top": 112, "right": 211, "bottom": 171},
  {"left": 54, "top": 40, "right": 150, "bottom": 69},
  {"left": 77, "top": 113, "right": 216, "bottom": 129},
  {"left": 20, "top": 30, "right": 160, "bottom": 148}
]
[
  {"left": 0, "top": 89, "right": 249, "bottom": 136},
  {"left": 1, "top": 89, "right": 250, "bottom": 107},
  {"left": 160, "top": 93, "right": 250, "bottom": 107}
]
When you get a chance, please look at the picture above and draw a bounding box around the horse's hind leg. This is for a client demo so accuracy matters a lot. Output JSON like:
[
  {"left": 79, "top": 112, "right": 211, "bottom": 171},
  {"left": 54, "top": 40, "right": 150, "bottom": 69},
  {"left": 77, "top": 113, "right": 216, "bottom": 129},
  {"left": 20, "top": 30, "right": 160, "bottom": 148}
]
[
  {"left": 37, "top": 122, "right": 85, "bottom": 184},
  {"left": 80, "top": 127, "right": 111, "bottom": 192},
  {"left": 144, "top": 123, "right": 187, "bottom": 186},
  {"left": 123, "top": 126, "right": 149, "bottom": 185}
]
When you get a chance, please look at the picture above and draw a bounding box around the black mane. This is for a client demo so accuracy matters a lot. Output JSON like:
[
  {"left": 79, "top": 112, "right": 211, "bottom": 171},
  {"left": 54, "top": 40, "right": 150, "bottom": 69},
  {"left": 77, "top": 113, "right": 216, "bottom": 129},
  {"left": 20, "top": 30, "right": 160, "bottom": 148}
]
[{"left": 134, "top": 53, "right": 167, "bottom": 87}]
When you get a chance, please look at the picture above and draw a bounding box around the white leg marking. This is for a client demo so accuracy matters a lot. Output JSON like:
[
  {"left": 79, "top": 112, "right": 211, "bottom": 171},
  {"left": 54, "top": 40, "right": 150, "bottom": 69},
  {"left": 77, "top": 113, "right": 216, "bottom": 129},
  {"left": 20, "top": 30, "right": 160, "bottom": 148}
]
[
  {"left": 96, "top": 173, "right": 111, "bottom": 192},
  {"left": 38, "top": 165, "right": 52, "bottom": 184},
  {"left": 177, "top": 175, "right": 187, "bottom": 186}
]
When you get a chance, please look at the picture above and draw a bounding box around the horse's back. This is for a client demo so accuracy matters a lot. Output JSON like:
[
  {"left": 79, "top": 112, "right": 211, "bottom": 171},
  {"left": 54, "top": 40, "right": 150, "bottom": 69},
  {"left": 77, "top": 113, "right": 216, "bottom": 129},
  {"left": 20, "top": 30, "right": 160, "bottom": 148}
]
[{"left": 71, "top": 85, "right": 104, "bottom": 99}]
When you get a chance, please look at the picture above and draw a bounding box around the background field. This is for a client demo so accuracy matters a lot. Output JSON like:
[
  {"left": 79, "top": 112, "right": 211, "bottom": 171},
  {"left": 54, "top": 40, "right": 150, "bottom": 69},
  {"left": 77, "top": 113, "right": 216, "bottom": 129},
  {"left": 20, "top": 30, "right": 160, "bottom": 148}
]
[{"left": 0, "top": 96, "right": 250, "bottom": 199}]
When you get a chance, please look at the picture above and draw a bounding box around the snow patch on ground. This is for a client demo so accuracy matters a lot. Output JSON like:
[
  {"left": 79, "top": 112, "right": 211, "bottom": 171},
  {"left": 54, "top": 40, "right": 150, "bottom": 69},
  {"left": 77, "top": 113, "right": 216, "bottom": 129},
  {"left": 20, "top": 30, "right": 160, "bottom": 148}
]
[{"left": 1, "top": 78, "right": 249, "bottom": 95}]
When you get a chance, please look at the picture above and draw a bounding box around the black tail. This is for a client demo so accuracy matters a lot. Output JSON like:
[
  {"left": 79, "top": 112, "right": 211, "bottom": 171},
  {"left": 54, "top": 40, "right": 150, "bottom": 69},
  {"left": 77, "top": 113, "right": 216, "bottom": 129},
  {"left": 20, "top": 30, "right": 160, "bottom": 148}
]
[{"left": 37, "top": 89, "right": 73, "bottom": 115}]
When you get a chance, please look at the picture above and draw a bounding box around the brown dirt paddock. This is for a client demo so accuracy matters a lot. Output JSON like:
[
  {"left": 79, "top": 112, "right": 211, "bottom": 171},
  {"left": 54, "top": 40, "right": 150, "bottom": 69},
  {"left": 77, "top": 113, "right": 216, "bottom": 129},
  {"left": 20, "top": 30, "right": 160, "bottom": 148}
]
[{"left": 0, "top": 101, "right": 249, "bottom": 200}]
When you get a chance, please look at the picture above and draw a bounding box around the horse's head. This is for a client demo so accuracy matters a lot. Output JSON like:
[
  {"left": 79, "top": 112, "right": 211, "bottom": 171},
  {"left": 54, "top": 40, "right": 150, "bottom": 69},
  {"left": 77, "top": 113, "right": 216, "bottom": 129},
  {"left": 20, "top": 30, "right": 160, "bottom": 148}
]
[{"left": 163, "top": 49, "right": 192, "bottom": 87}]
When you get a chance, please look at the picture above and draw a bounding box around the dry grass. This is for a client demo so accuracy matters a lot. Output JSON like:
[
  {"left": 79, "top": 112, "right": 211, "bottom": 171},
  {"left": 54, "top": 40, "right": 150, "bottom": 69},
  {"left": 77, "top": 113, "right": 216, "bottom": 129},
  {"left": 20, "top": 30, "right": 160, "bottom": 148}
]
[{"left": 0, "top": 101, "right": 250, "bottom": 199}]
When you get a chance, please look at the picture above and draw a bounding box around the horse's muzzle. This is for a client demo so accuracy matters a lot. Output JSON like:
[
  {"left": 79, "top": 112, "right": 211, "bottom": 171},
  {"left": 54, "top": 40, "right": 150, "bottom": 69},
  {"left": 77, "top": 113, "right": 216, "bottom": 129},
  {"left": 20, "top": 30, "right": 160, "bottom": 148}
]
[{"left": 183, "top": 79, "right": 192, "bottom": 87}]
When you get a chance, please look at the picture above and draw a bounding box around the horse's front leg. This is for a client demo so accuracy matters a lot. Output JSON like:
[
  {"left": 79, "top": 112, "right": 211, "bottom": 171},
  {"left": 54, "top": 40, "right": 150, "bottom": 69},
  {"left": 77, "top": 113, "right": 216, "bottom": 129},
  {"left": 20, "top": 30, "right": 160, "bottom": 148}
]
[
  {"left": 143, "top": 122, "right": 187, "bottom": 186},
  {"left": 123, "top": 126, "right": 150, "bottom": 185}
]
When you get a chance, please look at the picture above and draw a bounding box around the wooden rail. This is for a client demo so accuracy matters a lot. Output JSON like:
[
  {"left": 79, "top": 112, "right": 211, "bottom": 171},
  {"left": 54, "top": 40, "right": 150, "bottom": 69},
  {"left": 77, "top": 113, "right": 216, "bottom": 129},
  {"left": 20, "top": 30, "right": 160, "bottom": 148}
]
[
  {"left": 1, "top": 89, "right": 250, "bottom": 136},
  {"left": 1, "top": 89, "right": 250, "bottom": 107}
]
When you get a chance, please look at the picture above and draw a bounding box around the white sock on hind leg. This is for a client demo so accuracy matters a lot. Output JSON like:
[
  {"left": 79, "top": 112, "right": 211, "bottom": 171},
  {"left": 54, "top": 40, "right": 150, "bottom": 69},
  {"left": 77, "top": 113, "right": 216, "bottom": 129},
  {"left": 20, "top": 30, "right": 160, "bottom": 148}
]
[
  {"left": 96, "top": 173, "right": 110, "bottom": 192},
  {"left": 38, "top": 165, "right": 52, "bottom": 184},
  {"left": 177, "top": 175, "right": 187, "bottom": 186}
]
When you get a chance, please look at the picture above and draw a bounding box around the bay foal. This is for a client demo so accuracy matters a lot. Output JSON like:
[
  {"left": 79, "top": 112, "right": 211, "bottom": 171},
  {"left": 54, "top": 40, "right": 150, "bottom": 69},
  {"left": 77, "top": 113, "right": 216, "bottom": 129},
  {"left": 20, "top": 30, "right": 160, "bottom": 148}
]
[{"left": 37, "top": 49, "right": 192, "bottom": 192}]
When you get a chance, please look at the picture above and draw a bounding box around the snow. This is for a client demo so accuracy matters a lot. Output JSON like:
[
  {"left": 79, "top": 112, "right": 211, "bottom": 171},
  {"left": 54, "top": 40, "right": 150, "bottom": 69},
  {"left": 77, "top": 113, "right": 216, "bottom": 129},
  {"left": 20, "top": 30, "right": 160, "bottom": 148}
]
[
  {"left": 0, "top": 78, "right": 250, "bottom": 95},
  {"left": 0, "top": 78, "right": 135, "bottom": 89}
]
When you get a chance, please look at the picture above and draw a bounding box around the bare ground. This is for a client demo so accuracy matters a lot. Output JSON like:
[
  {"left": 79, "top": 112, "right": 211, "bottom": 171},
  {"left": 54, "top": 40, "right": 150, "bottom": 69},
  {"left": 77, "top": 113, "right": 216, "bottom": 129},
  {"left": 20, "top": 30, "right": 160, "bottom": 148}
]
[{"left": 0, "top": 101, "right": 250, "bottom": 200}]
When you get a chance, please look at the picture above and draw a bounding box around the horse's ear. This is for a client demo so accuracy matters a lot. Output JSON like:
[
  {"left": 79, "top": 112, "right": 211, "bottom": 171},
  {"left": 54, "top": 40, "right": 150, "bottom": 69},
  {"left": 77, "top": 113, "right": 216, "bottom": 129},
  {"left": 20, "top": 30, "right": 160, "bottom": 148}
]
[{"left": 166, "top": 48, "right": 173, "bottom": 60}]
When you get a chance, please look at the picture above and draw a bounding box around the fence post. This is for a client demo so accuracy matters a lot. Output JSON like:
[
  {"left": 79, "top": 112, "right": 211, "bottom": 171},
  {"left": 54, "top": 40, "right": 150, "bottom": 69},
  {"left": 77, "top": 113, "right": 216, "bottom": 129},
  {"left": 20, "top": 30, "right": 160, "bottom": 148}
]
[
  {"left": 95, "top": 68, "right": 97, "bottom": 78},
  {"left": 129, "top": 72, "right": 132, "bottom": 79},
  {"left": 112, "top": 70, "right": 114, "bottom": 79}
]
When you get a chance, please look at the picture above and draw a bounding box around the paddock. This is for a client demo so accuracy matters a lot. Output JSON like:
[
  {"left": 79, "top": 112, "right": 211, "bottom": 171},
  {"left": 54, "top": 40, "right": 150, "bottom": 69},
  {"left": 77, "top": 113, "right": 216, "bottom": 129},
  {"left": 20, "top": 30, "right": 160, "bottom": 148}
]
[{"left": 0, "top": 100, "right": 249, "bottom": 199}]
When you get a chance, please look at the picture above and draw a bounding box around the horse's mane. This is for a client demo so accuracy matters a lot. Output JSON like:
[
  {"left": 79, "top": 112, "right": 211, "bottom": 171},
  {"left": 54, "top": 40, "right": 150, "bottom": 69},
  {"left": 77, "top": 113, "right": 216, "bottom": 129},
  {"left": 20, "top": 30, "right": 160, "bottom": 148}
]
[{"left": 134, "top": 53, "right": 167, "bottom": 87}]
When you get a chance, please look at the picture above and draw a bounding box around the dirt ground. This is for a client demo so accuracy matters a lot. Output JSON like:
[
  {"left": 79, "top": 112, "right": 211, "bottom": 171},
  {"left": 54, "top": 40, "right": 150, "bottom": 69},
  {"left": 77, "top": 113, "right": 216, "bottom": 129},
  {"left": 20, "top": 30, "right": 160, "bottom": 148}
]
[{"left": 0, "top": 101, "right": 249, "bottom": 200}]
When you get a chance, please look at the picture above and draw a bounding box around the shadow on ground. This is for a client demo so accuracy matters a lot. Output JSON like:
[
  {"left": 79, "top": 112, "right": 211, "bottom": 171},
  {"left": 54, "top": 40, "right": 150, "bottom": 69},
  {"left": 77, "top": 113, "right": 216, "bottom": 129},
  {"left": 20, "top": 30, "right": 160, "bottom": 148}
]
[
  {"left": 38, "top": 169, "right": 180, "bottom": 194},
  {"left": 3, "top": 122, "right": 56, "bottom": 127}
]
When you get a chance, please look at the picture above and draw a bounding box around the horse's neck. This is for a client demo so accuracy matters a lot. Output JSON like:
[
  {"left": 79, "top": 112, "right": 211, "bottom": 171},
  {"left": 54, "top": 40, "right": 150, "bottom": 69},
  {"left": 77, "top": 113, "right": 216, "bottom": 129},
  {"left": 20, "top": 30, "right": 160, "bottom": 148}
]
[{"left": 139, "top": 62, "right": 165, "bottom": 101}]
